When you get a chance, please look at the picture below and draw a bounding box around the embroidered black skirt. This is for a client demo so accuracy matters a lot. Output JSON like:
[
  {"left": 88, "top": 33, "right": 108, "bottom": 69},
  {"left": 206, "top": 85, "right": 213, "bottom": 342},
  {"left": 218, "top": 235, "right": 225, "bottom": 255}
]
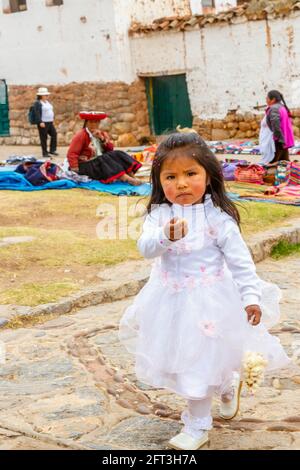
[{"left": 78, "top": 151, "right": 142, "bottom": 183}]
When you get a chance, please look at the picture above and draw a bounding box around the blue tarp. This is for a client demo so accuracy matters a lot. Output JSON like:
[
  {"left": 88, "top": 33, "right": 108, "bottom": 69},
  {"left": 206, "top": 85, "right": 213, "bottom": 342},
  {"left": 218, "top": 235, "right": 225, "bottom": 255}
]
[{"left": 0, "top": 170, "right": 151, "bottom": 196}]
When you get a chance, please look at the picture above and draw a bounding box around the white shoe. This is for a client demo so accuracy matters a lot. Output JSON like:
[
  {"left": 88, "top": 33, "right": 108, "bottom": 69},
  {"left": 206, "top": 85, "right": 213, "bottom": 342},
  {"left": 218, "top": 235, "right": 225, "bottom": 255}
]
[
  {"left": 219, "top": 372, "right": 243, "bottom": 420},
  {"left": 168, "top": 431, "right": 209, "bottom": 450}
]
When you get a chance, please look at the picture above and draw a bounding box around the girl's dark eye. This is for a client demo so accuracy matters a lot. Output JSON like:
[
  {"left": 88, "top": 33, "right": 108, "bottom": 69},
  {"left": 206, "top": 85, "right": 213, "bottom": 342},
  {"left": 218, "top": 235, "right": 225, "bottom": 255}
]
[
  {"left": 166, "top": 175, "right": 175, "bottom": 180},
  {"left": 188, "top": 172, "right": 197, "bottom": 176}
]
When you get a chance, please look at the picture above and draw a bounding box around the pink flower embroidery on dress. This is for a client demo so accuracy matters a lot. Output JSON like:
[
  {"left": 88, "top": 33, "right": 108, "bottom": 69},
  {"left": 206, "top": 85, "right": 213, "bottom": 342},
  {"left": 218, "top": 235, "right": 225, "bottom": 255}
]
[
  {"left": 162, "top": 240, "right": 192, "bottom": 256},
  {"left": 199, "top": 320, "right": 219, "bottom": 338},
  {"left": 199, "top": 266, "right": 224, "bottom": 286},
  {"left": 159, "top": 266, "right": 225, "bottom": 292},
  {"left": 171, "top": 280, "right": 182, "bottom": 293}
]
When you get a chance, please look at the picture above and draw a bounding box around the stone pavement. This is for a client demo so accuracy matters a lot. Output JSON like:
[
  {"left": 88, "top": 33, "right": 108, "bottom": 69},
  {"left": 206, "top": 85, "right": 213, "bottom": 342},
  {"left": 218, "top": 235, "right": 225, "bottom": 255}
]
[{"left": 0, "top": 255, "right": 300, "bottom": 450}]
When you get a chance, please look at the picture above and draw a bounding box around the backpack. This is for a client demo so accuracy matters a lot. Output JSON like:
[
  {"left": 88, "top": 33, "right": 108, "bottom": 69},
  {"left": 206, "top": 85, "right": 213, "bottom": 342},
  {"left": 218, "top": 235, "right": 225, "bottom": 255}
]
[{"left": 28, "top": 101, "right": 40, "bottom": 125}]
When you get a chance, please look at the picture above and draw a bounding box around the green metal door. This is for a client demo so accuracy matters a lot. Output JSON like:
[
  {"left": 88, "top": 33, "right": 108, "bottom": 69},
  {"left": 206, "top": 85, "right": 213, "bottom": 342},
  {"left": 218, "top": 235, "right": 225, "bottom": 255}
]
[
  {"left": 0, "top": 80, "right": 10, "bottom": 136},
  {"left": 145, "top": 74, "right": 193, "bottom": 135}
]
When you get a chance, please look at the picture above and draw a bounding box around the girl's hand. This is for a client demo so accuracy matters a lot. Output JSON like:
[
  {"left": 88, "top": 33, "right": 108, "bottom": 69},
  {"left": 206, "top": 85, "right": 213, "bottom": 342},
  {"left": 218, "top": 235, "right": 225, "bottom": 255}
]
[
  {"left": 164, "top": 217, "right": 188, "bottom": 241},
  {"left": 245, "top": 305, "right": 262, "bottom": 326}
]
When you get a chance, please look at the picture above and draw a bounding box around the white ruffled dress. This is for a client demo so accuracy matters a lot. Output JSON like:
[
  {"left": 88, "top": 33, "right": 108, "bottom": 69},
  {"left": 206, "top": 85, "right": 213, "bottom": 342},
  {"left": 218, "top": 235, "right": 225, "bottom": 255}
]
[{"left": 119, "top": 196, "right": 290, "bottom": 400}]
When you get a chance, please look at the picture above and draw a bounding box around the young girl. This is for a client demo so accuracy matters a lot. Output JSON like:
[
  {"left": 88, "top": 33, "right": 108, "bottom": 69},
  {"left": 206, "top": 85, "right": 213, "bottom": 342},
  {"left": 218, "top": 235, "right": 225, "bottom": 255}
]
[
  {"left": 119, "top": 133, "right": 290, "bottom": 450},
  {"left": 265, "top": 90, "right": 294, "bottom": 163}
]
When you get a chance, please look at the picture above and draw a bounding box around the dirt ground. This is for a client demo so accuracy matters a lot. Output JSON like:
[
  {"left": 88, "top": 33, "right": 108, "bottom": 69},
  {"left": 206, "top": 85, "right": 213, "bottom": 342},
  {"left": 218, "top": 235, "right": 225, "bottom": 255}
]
[{"left": 0, "top": 144, "right": 69, "bottom": 165}]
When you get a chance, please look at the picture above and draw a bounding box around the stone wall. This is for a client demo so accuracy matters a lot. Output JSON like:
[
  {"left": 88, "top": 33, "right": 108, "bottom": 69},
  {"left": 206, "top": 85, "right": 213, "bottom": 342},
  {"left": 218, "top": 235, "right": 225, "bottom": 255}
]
[
  {"left": 1, "top": 80, "right": 150, "bottom": 147},
  {"left": 193, "top": 110, "right": 300, "bottom": 141}
]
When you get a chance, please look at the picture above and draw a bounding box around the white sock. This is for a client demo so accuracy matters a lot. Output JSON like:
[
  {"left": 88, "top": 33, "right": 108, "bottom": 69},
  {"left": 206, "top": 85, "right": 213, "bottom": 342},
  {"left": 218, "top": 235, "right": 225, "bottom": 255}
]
[
  {"left": 188, "top": 397, "right": 212, "bottom": 418},
  {"left": 181, "top": 397, "right": 213, "bottom": 438}
]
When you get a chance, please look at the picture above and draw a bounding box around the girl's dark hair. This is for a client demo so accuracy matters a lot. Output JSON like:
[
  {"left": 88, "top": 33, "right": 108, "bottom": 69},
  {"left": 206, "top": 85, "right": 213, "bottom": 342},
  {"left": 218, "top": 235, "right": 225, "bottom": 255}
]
[
  {"left": 147, "top": 132, "right": 240, "bottom": 226},
  {"left": 83, "top": 120, "right": 88, "bottom": 128},
  {"left": 37, "top": 95, "right": 43, "bottom": 100},
  {"left": 268, "top": 90, "right": 291, "bottom": 116}
]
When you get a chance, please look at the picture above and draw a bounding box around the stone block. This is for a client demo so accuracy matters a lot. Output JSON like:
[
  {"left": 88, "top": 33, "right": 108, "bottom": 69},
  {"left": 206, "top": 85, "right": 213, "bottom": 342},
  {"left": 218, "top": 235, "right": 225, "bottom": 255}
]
[
  {"left": 244, "top": 112, "right": 255, "bottom": 122},
  {"left": 116, "top": 113, "right": 135, "bottom": 123},
  {"left": 116, "top": 133, "right": 139, "bottom": 147},
  {"left": 112, "top": 122, "right": 132, "bottom": 134},
  {"left": 239, "top": 122, "right": 251, "bottom": 131},
  {"left": 212, "top": 120, "right": 224, "bottom": 130},
  {"left": 246, "top": 130, "right": 254, "bottom": 137},
  {"left": 211, "top": 129, "right": 229, "bottom": 140},
  {"left": 66, "top": 132, "right": 73, "bottom": 144}
]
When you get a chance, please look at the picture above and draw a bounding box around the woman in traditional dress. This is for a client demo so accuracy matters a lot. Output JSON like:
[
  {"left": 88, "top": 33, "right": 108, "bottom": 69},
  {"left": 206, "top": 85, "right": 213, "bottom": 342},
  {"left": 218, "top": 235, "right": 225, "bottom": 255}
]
[{"left": 67, "top": 111, "right": 142, "bottom": 185}]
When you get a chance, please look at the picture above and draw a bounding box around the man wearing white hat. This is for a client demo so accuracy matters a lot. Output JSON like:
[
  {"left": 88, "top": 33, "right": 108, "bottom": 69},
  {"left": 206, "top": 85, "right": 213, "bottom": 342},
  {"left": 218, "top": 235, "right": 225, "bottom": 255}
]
[{"left": 34, "top": 87, "right": 58, "bottom": 158}]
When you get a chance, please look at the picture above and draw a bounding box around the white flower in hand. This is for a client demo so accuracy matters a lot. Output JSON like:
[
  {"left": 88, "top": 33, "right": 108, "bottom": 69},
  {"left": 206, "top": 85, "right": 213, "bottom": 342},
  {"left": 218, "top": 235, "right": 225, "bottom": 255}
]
[{"left": 242, "top": 351, "right": 268, "bottom": 395}]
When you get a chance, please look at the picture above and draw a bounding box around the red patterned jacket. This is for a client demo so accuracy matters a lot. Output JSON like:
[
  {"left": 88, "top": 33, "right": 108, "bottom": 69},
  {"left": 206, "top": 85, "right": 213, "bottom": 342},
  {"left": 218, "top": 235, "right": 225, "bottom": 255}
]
[{"left": 67, "top": 128, "right": 114, "bottom": 170}]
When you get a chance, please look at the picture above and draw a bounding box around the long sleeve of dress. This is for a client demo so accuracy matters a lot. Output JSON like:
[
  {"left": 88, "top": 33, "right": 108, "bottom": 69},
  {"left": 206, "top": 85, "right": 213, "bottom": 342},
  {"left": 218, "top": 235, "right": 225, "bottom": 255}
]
[
  {"left": 137, "top": 210, "right": 175, "bottom": 259},
  {"left": 268, "top": 106, "right": 285, "bottom": 143},
  {"left": 217, "top": 218, "right": 262, "bottom": 308}
]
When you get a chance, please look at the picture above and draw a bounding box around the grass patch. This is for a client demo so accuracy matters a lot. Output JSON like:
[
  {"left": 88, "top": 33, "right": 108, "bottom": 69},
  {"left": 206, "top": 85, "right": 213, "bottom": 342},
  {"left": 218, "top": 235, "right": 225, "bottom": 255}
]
[
  {"left": 271, "top": 240, "right": 300, "bottom": 259},
  {"left": 237, "top": 201, "right": 300, "bottom": 236},
  {"left": 0, "top": 281, "right": 79, "bottom": 307},
  {"left": 0, "top": 227, "right": 140, "bottom": 269},
  {"left": 3, "top": 312, "right": 68, "bottom": 330}
]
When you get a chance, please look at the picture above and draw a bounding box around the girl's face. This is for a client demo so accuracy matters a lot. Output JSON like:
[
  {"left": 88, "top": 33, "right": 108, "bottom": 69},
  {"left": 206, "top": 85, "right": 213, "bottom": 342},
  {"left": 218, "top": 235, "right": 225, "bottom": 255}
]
[{"left": 160, "top": 154, "right": 209, "bottom": 206}]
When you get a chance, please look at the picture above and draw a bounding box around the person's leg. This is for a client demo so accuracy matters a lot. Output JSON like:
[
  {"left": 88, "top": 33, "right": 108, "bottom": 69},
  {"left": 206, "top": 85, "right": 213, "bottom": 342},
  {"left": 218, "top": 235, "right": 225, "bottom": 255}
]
[
  {"left": 270, "top": 141, "right": 280, "bottom": 163},
  {"left": 271, "top": 141, "right": 289, "bottom": 163},
  {"left": 183, "top": 397, "right": 213, "bottom": 437},
  {"left": 78, "top": 160, "right": 97, "bottom": 179},
  {"left": 48, "top": 123, "right": 57, "bottom": 154},
  {"left": 109, "top": 150, "right": 142, "bottom": 176},
  {"left": 119, "top": 173, "right": 142, "bottom": 186},
  {"left": 280, "top": 147, "right": 290, "bottom": 161},
  {"left": 37, "top": 125, "right": 48, "bottom": 157},
  {"left": 168, "top": 396, "right": 212, "bottom": 449}
]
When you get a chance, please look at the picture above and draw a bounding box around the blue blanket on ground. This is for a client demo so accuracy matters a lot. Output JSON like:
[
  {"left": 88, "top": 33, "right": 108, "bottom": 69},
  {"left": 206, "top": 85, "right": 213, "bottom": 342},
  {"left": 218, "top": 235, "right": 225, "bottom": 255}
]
[
  {"left": 3, "top": 169, "right": 297, "bottom": 205},
  {"left": 0, "top": 170, "right": 151, "bottom": 196}
]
